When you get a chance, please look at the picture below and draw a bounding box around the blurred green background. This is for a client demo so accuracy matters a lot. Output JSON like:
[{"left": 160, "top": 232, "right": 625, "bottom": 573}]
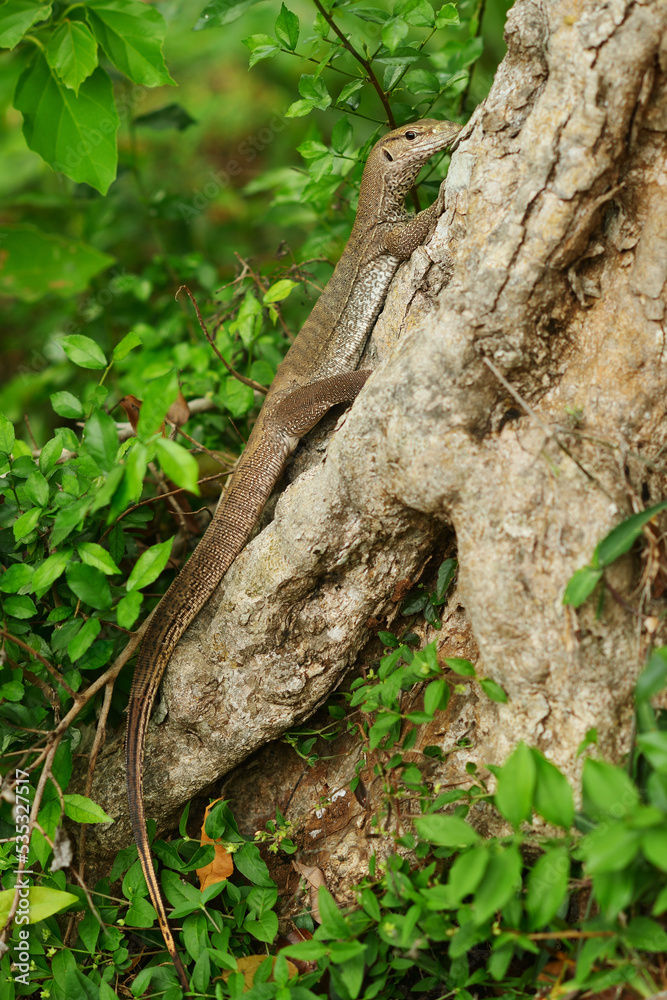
[{"left": 0, "top": 0, "right": 511, "bottom": 452}]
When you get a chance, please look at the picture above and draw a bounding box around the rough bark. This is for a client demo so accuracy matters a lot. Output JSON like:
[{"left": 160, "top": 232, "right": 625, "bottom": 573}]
[{"left": 85, "top": 0, "right": 667, "bottom": 874}]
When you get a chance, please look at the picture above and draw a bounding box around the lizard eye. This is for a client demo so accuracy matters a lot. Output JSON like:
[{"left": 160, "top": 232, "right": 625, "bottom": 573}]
[{"left": 404, "top": 130, "right": 417, "bottom": 140}]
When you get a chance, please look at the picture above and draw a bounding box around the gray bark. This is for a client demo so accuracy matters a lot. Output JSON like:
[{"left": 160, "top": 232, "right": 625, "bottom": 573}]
[{"left": 85, "top": 0, "right": 667, "bottom": 873}]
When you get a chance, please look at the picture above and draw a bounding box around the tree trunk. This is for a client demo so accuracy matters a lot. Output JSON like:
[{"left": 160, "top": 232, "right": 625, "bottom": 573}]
[{"left": 85, "top": 0, "right": 667, "bottom": 878}]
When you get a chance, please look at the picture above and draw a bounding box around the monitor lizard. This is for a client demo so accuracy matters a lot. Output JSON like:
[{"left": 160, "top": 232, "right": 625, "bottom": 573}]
[{"left": 125, "top": 117, "right": 462, "bottom": 990}]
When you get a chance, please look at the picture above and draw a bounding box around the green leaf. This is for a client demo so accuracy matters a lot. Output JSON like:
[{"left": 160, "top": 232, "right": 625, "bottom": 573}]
[
  {"left": 39, "top": 436, "right": 63, "bottom": 475},
  {"left": 14, "top": 55, "right": 120, "bottom": 194},
  {"left": 78, "top": 542, "right": 120, "bottom": 576},
  {"left": 473, "top": 845, "right": 522, "bottom": 925},
  {"left": 0, "top": 679, "right": 24, "bottom": 700},
  {"left": 360, "top": 887, "right": 381, "bottom": 921},
  {"left": 65, "top": 562, "right": 112, "bottom": 611},
  {"left": 368, "top": 711, "right": 401, "bottom": 748},
  {"left": 195, "top": 0, "right": 266, "bottom": 28},
  {"left": 404, "top": 67, "right": 440, "bottom": 94},
  {"left": 0, "top": 0, "right": 52, "bottom": 50},
  {"left": 636, "top": 730, "right": 667, "bottom": 772},
  {"left": 532, "top": 750, "right": 574, "bottom": 829},
  {"left": 85, "top": 0, "right": 174, "bottom": 87},
  {"left": 374, "top": 44, "right": 421, "bottom": 66},
  {"left": 262, "top": 279, "right": 298, "bottom": 304},
  {"left": 636, "top": 646, "right": 667, "bottom": 701},
  {"left": 136, "top": 370, "right": 179, "bottom": 440},
  {"left": 479, "top": 678, "right": 507, "bottom": 703},
  {"left": 642, "top": 826, "right": 667, "bottom": 872},
  {"left": 582, "top": 758, "right": 639, "bottom": 820},
  {"left": 0, "top": 225, "right": 114, "bottom": 301},
  {"left": 594, "top": 501, "right": 667, "bottom": 567},
  {"left": 331, "top": 116, "right": 353, "bottom": 153},
  {"left": 244, "top": 910, "right": 278, "bottom": 943},
  {"left": 0, "top": 886, "right": 78, "bottom": 925},
  {"left": 414, "top": 814, "right": 480, "bottom": 847},
  {"left": 624, "top": 916, "right": 667, "bottom": 952},
  {"left": 126, "top": 537, "right": 173, "bottom": 592},
  {"left": 126, "top": 894, "right": 157, "bottom": 927},
  {"left": 580, "top": 822, "right": 641, "bottom": 874},
  {"left": 335, "top": 948, "right": 365, "bottom": 998},
  {"left": 219, "top": 376, "right": 254, "bottom": 418},
  {"left": 155, "top": 438, "right": 200, "bottom": 496},
  {"left": 592, "top": 868, "right": 634, "bottom": 918},
  {"left": 297, "top": 73, "right": 331, "bottom": 111},
  {"left": 424, "top": 678, "right": 450, "bottom": 715},
  {"left": 242, "top": 32, "right": 281, "bottom": 67},
  {"left": 525, "top": 847, "right": 570, "bottom": 929},
  {"left": 51, "top": 391, "right": 85, "bottom": 419},
  {"left": 68, "top": 617, "right": 101, "bottom": 662},
  {"left": 24, "top": 470, "right": 49, "bottom": 508},
  {"left": 234, "top": 841, "right": 273, "bottom": 886},
  {"left": 435, "top": 557, "right": 457, "bottom": 602},
  {"left": 381, "top": 17, "right": 408, "bottom": 53},
  {"left": 50, "top": 496, "right": 92, "bottom": 546},
  {"left": 445, "top": 844, "right": 488, "bottom": 905},
  {"left": 64, "top": 792, "right": 113, "bottom": 823},
  {"left": 281, "top": 939, "right": 327, "bottom": 961},
  {"left": 61, "top": 334, "right": 107, "bottom": 370},
  {"left": 317, "top": 886, "right": 349, "bottom": 938},
  {"left": 108, "top": 523, "right": 125, "bottom": 566},
  {"left": 495, "top": 742, "right": 535, "bottom": 827},
  {"left": 113, "top": 330, "right": 142, "bottom": 360},
  {"left": 116, "top": 589, "right": 143, "bottom": 629},
  {"left": 275, "top": 3, "right": 298, "bottom": 48},
  {"left": 108, "top": 442, "right": 147, "bottom": 518},
  {"left": 562, "top": 565, "right": 603, "bottom": 607},
  {"left": 46, "top": 20, "right": 99, "bottom": 94},
  {"left": 0, "top": 563, "right": 34, "bottom": 594},
  {"left": 31, "top": 549, "right": 72, "bottom": 597},
  {"left": 0, "top": 413, "right": 15, "bottom": 456},
  {"left": 435, "top": 1, "right": 459, "bottom": 26},
  {"left": 13, "top": 507, "right": 40, "bottom": 542},
  {"left": 442, "top": 656, "right": 476, "bottom": 676},
  {"left": 82, "top": 408, "right": 118, "bottom": 474},
  {"left": 338, "top": 79, "right": 364, "bottom": 105},
  {"left": 396, "top": 0, "right": 435, "bottom": 27},
  {"left": 2, "top": 594, "right": 37, "bottom": 619},
  {"left": 286, "top": 97, "right": 316, "bottom": 118}
]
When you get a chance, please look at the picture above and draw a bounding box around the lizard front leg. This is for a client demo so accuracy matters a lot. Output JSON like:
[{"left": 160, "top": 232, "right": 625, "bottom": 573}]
[{"left": 381, "top": 195, "right": 446, "bottom": 259}]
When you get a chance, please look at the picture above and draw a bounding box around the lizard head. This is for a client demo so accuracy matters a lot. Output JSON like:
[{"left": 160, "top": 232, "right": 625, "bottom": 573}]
[{"left": 365, "top": 118, "right": 463, "bottom": 204}]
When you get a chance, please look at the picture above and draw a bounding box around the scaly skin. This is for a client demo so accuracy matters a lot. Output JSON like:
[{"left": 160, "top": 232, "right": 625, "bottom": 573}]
[{"left": 125, "top": 118, "right": 462, "bottom": 990}]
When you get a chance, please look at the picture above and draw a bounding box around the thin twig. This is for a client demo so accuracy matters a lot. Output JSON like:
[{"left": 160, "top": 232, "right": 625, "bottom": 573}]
[
  {"left": 0, "top": 629, "right": 78, "bottom": 701},
  {"left": 78, "top": 680, "right": 114, "bottom": 899},
  {"left": 176, "top": 284, "right": 268, "bottom": 395},
  {"left": 24, "top": 413, "right": 38, "bottom": 451},
  {"left": 167, "top": 422, "right": 234, "bottom": 471},
  {"left": 233, "top": 251, "right": 296, "bottom": 344},
  {"left": 312, "top": 0, "right": 395, "bottom": 127},
  {"left": 99, "top": 470, "right": 231, "bottom": 540}
]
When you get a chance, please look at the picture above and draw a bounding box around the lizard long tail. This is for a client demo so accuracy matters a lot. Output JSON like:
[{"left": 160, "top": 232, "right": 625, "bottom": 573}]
[{"left": 125, "top": 432, "right": 287, "bottom": 991}]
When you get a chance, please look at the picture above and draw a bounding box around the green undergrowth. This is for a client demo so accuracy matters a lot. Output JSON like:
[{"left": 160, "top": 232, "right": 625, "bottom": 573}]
[{"left": 2, "top": 522, "right": 667, "bottom": 999}]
